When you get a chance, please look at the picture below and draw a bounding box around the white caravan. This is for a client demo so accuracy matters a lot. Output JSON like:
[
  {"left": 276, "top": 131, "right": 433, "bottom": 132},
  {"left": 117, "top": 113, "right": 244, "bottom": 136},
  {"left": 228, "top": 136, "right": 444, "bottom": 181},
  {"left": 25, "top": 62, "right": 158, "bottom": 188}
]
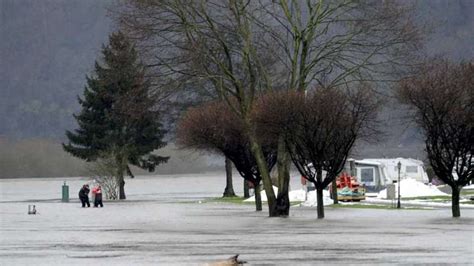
[
  {"left": 350, "top": 160, "right": 389, "bottom": 192},
  {"left": 363, "top": 158, "right": 429, "bottom": 183},
  {"left": 348, "top": 158, "right": 429, "bottom": 192}
]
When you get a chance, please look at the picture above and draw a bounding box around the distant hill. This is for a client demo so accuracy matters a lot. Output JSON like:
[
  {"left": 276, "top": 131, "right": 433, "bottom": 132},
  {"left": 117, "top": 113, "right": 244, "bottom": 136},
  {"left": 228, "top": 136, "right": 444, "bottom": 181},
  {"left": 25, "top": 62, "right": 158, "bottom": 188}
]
[
  {"left": 0, "top": 0, "right": 472, "bottom": 146},
  {"left": 418, "top": 0, "right": 474, "bottom": 60},
  {"left": 0, "top": 0, "right": 113, "bottom": 139}
]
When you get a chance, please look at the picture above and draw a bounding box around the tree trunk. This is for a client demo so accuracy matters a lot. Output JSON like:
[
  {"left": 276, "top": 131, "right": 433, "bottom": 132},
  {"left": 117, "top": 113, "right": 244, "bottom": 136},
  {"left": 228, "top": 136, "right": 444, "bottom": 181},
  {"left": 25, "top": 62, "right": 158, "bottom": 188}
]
[
  {"left": 451, "top": 185, "right": 461, "bottom": 218},
  {"left": 254, "top": 182, "right": 262, "bottom": 211},
  {"left": 275, "top": 189, "right": 290, "bottom": 216},
  {"left": 116, "top": 154, "right": 126, "bottom": 200},
  {"left": 275, "top": 137, "right": 290, "bottom": 216},
  {"left": 331, "top": 179, "right": 339, "bottom": 204},
  {"left": 316, "top": 188, "right": 325, "bottom": 219},
  {"left": 243, "top": 180, "right": 250, "bottom": 198},
  {"left": 119, "top": 177, "right": 126, "bottom": 200},
  {"left": 223, "top": 157, "right": 236, "bottom": 197},
  {"left": 246, "top": 124, "right": 277, "bottom": 217}
]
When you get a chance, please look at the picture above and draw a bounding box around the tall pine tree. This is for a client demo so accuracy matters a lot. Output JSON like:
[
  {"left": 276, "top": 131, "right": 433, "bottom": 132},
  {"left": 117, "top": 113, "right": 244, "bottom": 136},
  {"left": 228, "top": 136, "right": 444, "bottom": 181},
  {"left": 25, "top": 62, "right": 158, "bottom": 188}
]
[{"left": 63, "top": 31, "right": 168, "bottom": 199}]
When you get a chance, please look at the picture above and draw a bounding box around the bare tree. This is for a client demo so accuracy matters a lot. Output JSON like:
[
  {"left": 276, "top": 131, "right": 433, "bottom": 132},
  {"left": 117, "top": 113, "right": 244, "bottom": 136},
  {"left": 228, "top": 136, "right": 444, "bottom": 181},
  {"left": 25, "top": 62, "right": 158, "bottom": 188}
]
[
  {"left": 118, "top": 0, "right": 282, "bottom": 215},
  {"left": 115, "top": 0, "right": 419, "bottom": 216},
  {"left": 257, "top": 0, "right": 421, "bottom": 90},
  {"left": 398, "top": 60, "right": 474, "bottom": 218},
  {"left": 259, "top": 86, "right": 380, "bottom": 218},
  {"left": 253, "top": 0, "right": 421, "bottom": 213},
  {"left": 176, "top": 101, "right": 277, "bottom": 211}
]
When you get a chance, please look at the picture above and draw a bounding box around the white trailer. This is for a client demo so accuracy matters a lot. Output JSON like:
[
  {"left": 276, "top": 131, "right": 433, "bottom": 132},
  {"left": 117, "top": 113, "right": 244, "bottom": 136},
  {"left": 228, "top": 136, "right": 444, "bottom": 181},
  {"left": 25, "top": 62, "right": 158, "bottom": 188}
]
[{"left": 357, "top": 158, "right": 429, "bottom": 184}]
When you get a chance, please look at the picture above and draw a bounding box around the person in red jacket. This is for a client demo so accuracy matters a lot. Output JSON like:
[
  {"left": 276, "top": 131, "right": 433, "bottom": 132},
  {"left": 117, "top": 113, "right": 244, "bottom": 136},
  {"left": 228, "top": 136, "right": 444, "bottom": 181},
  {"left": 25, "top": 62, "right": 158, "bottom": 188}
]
[{"left": 92, "top": 185, "right": 103, "bottom": 207}]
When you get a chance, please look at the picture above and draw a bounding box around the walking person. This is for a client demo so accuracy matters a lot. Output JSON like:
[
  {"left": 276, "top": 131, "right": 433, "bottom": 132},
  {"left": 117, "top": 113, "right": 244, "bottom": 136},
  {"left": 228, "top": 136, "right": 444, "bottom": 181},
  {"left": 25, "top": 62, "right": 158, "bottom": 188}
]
[
  {"left": 92, "top": 185, "right": 103, "bottom": 207},
  {"left": 78, "top": 184, "right": 90, "bottom": 208}
]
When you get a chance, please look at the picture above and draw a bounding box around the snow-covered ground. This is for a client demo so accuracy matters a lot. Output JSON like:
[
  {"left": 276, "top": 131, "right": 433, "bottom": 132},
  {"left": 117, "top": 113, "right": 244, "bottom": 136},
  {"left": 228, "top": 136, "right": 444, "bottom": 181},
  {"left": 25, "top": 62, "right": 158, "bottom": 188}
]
[
  {"left": 377, "top": 178, "right": 447, "bottom": 198},
  {"left": 244, "top": 178, "right": 474, "bottom": 209},
  {"left": 243, "top": 186, "right": 333, "bottom": 206},
  {"left": 243, "top": 187, "right": 316, "bottom": 203},
  {"left": 464, "top": 184, "right": 474, "bottom": 190},
  {"left": 1, "top": 174, "right": 473, "bottom": 265}
]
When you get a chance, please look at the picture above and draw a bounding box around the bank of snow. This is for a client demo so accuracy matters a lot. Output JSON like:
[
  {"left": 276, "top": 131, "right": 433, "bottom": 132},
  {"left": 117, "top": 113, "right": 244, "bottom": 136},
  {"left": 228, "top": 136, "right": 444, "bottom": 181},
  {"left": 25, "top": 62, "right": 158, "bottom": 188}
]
[
  {"left": 243, "top": 186, "right": 304, "bottom": 202},
  {"left": 301, "top": 190, "right": 333, "bottom": 207},
  {"left": 244, "top": 186, "right": 333, "bottom": 206},
  {"left": 463, "top": 184, "right": 474, "bottom": 190},
  {"left": 377, "top": 178, "right": 447, "bottom": 199}
]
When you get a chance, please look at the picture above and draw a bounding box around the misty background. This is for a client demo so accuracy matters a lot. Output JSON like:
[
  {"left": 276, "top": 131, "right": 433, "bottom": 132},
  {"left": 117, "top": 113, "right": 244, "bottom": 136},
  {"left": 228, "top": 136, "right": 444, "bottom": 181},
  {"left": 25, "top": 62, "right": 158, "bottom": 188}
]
[{"left": 0, "top": 0, "right": 473, "bottom": 178}]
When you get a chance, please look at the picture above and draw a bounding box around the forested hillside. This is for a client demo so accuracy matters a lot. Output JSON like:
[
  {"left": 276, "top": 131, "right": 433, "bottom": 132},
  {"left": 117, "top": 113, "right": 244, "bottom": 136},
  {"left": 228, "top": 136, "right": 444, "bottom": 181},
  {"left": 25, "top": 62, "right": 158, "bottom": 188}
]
[
  {"left": 0, "top": 0, "right": 472, "bottom": 177},
  {"left": 1, "top": 0, "right": 473, "bottom": 140},
  {"left": 0, "top": 0, "right": 113, "bottom": 139}
]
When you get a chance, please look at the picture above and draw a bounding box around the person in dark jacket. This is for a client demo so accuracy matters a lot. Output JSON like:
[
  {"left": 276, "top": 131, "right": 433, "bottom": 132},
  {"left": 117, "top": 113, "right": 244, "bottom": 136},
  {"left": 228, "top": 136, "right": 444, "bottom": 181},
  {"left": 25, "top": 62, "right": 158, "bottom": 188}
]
[
  {"left": 92, "top": 185, "right": 103, "bottom": 207},
  {"left": 78, "top": 184, "right": 90, "bottom": 207}
]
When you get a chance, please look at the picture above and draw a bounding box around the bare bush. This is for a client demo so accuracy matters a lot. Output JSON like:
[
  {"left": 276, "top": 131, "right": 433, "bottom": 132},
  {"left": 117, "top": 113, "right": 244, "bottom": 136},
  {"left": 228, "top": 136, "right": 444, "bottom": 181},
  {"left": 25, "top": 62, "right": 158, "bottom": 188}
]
[{"left": 87, "top": 156, "right": 119, "bottom": 200}]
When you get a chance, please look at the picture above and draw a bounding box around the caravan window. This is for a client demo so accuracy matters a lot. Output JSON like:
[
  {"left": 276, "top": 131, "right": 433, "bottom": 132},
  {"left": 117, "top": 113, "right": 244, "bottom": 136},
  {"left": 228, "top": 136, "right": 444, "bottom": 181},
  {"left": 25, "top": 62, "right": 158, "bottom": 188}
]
[
  {"left": 361, "top": 168, "right": 374, "bottom": 182},
  {"left": 406, "top": 166, "right": 418, "bottom": 173}
]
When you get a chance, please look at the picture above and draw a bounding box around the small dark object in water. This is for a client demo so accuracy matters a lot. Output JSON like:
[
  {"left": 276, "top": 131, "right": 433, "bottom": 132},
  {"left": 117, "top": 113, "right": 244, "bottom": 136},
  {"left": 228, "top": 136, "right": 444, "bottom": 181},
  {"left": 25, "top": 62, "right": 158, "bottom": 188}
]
[
  {"left": 207, "top": 254, "right": 247, "bottom": 266},
  {"left": 28, "top": 205, "right": 37, "bottom": 215}
]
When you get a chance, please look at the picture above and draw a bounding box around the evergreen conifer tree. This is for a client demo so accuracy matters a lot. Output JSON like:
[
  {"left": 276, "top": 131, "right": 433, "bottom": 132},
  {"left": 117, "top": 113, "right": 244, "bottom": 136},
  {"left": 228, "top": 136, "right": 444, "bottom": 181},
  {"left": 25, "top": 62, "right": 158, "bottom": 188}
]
[{"left": 63, "top": 31, "right": 168, "bottom": 199}]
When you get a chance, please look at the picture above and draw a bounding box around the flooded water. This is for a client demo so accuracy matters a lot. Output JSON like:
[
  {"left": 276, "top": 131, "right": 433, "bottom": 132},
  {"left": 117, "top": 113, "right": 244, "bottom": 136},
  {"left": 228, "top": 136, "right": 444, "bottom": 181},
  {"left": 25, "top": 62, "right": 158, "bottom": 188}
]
[{"left": 1, "top": 173, "right": 473, "bottom": 265}]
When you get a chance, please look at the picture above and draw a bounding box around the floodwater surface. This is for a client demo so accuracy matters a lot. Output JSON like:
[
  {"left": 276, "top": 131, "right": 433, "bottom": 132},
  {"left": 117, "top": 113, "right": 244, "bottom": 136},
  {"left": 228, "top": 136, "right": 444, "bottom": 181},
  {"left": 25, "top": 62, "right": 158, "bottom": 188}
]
[{"left": 1, "top": 174, "right": 473, "bottom": 265}]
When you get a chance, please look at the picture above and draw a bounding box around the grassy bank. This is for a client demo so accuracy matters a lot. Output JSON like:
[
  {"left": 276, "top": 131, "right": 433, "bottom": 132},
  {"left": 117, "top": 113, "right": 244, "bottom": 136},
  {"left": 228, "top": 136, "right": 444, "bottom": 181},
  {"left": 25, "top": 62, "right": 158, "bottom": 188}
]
[
  {"left": 0, "top": 138, "right": 222, "bottom": 178},
  {"left": 330, "top": 203, "right": 430, "bottom": 210}
]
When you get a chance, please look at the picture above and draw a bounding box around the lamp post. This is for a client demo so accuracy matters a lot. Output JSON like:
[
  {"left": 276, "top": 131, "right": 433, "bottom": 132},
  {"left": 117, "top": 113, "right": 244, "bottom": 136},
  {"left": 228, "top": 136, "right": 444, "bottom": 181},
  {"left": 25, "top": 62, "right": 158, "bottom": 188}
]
[{"left": 397, "top": 161, "right": 401, "bottom": 209}]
